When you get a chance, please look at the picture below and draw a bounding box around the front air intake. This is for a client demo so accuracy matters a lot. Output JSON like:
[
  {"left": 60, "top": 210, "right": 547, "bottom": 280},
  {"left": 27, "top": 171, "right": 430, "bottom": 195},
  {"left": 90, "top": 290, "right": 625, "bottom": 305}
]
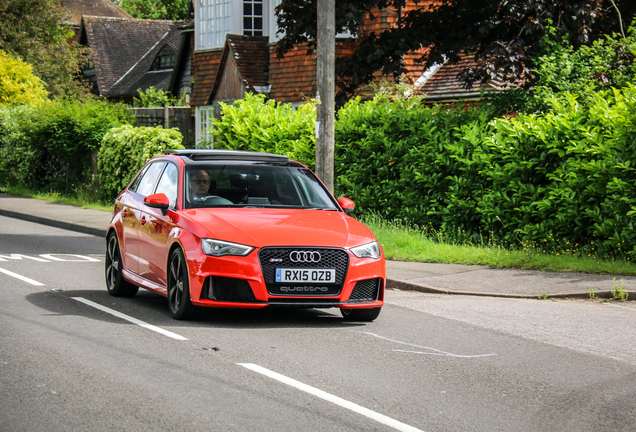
[
  {"left": 205, "top": 277, "right": 256, "bottom": 302},
  {"left": 347, "top": 278, "right": 381, "bottom": 303}
]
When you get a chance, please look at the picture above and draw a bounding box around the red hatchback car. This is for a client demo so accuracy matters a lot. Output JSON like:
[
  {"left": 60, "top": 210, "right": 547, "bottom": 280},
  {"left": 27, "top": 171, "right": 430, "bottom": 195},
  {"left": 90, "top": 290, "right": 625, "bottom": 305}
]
[{"left": 105, "top": 150, "right": 385, "bottom": 321}]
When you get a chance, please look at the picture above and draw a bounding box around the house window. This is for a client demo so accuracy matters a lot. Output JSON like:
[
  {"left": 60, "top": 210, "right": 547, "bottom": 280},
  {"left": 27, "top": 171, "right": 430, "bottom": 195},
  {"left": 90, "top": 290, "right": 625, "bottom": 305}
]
[
  {"left": 243, "top": 0, "right": 263, "bottom": 36},
  {"left": 196, "top": 105, "right": 216, "bottom": 147},
  {"left": 196, "top": 0, "right": 232, "bottom": 49},
  {"left": 151, "top": 45, "right": 177, "bottom": 71}
]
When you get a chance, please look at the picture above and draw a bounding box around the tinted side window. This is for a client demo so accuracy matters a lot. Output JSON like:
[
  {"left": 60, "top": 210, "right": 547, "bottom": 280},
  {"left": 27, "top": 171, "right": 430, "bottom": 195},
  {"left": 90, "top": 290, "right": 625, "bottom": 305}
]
[
  {"left": 155, "top": 163, "right": 178, "bottom": 208},
  {"left": 129, "top": 164, "right": 150, "bottom": 192},
  {"left": 136, "top": 162, "right": 166, "bottom": 197}
]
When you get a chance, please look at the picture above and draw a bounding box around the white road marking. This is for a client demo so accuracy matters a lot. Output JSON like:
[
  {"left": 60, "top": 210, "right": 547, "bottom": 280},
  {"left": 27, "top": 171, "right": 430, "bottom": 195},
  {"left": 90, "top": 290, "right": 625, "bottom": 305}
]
[
  {"left": 0, "top": 254, "right": 50, "bottom": 262},
  {"left": 0, "top": 267, "right": 45, "bottom": 286},
  {"left": 362, "top": 332, "right": 497, "bottom": 358},
  {"left": 39, "top": 254, "right": 100, "bottom": 262},
  {"left": 238, "top": 363, "right": 425, "bottom": 432},
  {"left": 71, "top": 297, "right": 188, "bottom": 341}
]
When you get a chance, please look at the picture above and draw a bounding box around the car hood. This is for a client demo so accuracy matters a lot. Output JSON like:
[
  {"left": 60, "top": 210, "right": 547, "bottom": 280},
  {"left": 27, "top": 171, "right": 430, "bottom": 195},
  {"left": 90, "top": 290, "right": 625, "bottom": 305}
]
[{"left": 180, "top": 208, "right": 376, "bottom": 249}]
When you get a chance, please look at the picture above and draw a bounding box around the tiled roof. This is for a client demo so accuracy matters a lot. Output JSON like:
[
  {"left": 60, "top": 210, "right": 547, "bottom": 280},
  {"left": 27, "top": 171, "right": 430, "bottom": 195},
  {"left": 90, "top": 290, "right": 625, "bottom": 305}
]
[
  {"left": 207, "top": 35, "right": 270, "bottom": 103},
  {"left": 227, "top": 35, "right": 270, "bottom": 89},
  {"left": 107, "top": 26, "right": 183, "bottom": 98},
  {"left": 415, "top": 54, "right": 509, "bottom": 102},
  {"left": 60, "top": 0, "right": 131, "bottom": 26},
  {"left": 80, "top": 16, "right": 176, "bottom": 96},
  {"left": 191, "top": 49, "right": 224, "bottom": 106}
]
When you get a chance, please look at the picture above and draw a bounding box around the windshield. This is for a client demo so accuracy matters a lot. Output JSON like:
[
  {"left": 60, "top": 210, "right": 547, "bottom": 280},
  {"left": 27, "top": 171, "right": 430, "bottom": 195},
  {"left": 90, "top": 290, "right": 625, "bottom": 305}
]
[{"left": 184, "top": 164, "right": 339, "bottom": 210}]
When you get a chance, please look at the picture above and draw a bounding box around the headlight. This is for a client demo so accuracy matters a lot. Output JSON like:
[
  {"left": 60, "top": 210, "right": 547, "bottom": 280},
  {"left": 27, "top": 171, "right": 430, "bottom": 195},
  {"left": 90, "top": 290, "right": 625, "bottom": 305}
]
[
  {"left": 201, "top": 239, "right": 254, "bottom": 257},
  {"left": 350, "top": 241, "right": 381, "bottom": 259}
]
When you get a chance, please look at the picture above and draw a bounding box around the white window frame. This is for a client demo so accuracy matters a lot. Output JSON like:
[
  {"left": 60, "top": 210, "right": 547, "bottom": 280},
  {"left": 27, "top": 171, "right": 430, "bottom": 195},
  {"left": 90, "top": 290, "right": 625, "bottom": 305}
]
[
  {"left": 195, "top": 105, "right": 216, "bottom": 147},
  {"left": 195, "top": 0, "right": 233, "bottom": 51}
]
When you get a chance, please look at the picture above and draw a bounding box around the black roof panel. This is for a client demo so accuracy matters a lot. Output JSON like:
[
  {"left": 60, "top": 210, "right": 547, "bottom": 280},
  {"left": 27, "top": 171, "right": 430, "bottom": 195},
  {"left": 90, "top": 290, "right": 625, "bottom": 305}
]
[{"left": 164, "top": 149, "right": 289, "bottom": 162}]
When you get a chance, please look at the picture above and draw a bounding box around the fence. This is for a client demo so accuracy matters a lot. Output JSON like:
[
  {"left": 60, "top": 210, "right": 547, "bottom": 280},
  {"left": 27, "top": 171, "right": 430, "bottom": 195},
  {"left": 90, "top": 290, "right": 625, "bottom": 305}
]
[{"left": 129, "top": 107, "right": 194, "bottom": 147}]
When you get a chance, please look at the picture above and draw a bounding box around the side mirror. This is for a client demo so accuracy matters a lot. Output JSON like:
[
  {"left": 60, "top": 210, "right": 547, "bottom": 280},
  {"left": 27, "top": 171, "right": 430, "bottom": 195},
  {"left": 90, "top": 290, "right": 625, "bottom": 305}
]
[
  {"left": 338, "top": 197, "right": 355, "bottom": 214},
  {"left": 144, "top": 193, "right": 170, "bottom": 214}
]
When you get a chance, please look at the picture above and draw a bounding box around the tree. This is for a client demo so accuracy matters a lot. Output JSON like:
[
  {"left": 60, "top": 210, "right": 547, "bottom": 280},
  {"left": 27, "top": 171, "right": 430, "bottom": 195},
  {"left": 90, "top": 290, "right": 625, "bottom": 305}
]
[
  {"left": 0, "top": 0, "right": 90, "bottom": 99},
  {"left": 275, "top": 0, "right": 636, "bottom": 98},
  {"left": 115, "top": 0, "right": 189, "bottom": 20},
  {"left": 486, "top": 24, "right": 636, "bottom": 114},
  {"left": 0, "top": 50, "right": 48, "bottom": 107}
]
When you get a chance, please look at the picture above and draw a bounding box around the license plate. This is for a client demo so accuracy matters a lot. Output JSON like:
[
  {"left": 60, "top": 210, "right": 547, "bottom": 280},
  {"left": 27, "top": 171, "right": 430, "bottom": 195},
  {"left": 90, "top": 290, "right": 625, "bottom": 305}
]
[{"left": 275, "top": 268, "right": 336, "bottom": 284}]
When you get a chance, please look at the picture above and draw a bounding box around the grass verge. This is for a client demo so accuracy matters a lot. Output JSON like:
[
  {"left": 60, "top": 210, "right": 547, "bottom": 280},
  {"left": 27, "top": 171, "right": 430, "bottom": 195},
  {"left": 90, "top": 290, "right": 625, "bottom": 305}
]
[{"left": 0, "top": 185, "right": 112, "bottom": 212}]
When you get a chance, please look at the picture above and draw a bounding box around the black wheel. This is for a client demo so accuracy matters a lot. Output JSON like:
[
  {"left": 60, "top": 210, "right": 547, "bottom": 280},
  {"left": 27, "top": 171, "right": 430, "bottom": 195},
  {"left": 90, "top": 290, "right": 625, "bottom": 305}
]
[
  {"left": 340, "top": 307, "right": 382, "bottom": 322},
  {"left": 167, "top": 248, "right": 195, "bottom": 320},
  {"left": 105, "top": 232, "right": 138, "bottom": 297}
]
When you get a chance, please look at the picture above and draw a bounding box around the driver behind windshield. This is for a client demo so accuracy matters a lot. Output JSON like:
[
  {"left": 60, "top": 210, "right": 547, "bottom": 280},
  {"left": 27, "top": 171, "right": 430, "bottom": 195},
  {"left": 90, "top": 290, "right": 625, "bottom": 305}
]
[{"left": 189, "top": 169, "right": 211, "bottom": 199}]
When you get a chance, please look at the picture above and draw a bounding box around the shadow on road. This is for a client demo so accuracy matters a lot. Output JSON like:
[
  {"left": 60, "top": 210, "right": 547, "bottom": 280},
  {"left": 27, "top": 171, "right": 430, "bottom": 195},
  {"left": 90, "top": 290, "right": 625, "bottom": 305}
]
[{"left": 25, "top": 288, "right": 369, "bottom": 330}]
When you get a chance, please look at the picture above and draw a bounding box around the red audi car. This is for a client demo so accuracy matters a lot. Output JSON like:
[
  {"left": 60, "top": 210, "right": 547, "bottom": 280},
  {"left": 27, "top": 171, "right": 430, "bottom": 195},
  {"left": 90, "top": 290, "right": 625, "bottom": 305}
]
[{"left": 105, "top": 150, "right": 385, "bottom": 321}]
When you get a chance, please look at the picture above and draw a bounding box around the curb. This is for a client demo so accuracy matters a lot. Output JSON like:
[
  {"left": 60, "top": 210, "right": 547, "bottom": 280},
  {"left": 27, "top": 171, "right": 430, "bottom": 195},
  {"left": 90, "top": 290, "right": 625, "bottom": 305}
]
[
  {"left": 386, "top": 278, "right": 605, "bottom": 300},
  {"left": 0, "top": 209, "right": 106, "bottom": 238}
]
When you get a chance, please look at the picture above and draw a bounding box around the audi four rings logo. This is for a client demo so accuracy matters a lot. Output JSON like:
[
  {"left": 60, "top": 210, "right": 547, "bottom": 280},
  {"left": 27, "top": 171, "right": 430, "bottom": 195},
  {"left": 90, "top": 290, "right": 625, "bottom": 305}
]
[{"left": 289, "top": 251, "right": 322, "bottom": 263}]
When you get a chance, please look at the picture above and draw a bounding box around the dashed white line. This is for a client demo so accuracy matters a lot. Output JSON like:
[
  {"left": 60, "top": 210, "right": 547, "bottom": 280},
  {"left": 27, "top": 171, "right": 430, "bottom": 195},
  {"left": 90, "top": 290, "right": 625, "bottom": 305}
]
[
  {"left": 72, "top": 297, "right": 188, "bottom": 341},
  {"left": 362, "top": 332, "right": 497, "bottom": 358},
  {"left": 238, "top": 363, "right": 425, "bottom": 432},
  {"left": 0, "top": 267, "right": 45, "bottom": 286}
]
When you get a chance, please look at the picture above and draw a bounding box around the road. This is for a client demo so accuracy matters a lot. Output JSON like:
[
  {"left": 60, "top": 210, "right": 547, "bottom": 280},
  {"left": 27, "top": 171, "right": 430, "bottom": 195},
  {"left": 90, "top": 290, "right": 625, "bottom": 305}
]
[{"left": 1, "top": 215, "right": 635, "bottom": 431}]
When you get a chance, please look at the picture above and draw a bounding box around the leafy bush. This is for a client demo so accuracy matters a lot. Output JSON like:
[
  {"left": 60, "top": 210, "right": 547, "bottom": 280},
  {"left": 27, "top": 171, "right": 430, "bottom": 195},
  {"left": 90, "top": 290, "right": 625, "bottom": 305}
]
[
  {"left": 98, "top": 125, "right": 184, "bottom": 200},
  {"left": 487, "top": 24, "right": 636, "bottom": 115},
  {"left": 0, "top": 99, "right": 133, "bottom": 195},
  {"left": 211, "top": 93, "right": 317, "bottom": 169},
  {"left": 132, "top": 86, "right": 185, "bottom": 107},
  {"left": 0, "top": 50, "right": 48, "bottom": 107},
  {"left": 476, "top": 87, "right": 636, "bottom": 256},
  {"left": 335, "top": 96, "right": 494, "bottom": 235}
]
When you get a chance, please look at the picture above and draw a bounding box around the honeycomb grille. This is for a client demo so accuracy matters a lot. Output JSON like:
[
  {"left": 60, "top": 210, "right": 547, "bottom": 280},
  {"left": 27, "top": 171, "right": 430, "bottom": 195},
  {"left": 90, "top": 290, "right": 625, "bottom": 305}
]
[
  {"left": 348, "top": 278, "right": 381, "bottom": 303},
  {"left": 209, "top": 277, "right": 256, "bottom": 302},
  {"left": 258, "top": 247, "right": 349, "bottom": 296}
]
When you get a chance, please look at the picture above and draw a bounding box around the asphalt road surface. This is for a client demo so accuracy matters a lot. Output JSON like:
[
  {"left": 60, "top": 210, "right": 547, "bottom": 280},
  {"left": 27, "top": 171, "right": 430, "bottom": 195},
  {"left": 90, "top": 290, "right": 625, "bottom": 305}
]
[{"left": 1, "top": 215, "right": 635, "bottom": 432}]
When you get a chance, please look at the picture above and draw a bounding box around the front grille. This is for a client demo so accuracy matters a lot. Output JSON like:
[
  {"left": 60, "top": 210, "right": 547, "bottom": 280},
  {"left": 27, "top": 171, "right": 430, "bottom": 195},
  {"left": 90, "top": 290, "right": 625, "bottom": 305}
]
[
  {"left": 258, "top": 247, "right": 349, "bottom": 296},
  {"left": 206, "top": 276, "right": 256, "bottom": 302},
  {"left": 347, "top": 278, "right": 381, "bottom": 303}
]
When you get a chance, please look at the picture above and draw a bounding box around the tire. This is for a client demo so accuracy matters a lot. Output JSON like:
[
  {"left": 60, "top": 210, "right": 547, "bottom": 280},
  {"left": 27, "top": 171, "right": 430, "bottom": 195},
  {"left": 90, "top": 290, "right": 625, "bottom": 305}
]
[
  {"left": 105, "top": 232, "right": 138, "bottom": 297},
  {"left": 167, "top": 248, "right": 195, "bottom": 320},
  {"left": 340, "top": 307, "right": 382, "bottom": 322}
]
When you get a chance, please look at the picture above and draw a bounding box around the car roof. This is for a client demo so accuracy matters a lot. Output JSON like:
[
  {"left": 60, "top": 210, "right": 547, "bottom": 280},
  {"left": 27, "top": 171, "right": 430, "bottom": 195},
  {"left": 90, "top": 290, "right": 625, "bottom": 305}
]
[{"left": 164, "top": 149, "right": 289, "bottom": 163}]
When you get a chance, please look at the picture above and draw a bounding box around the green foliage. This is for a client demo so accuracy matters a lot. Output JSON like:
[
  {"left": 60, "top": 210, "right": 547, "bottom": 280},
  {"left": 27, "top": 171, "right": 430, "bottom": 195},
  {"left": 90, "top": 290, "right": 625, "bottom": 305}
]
[
  {"left": 0, "top": 0, "right": 91, "bottom": 99},
  {"left": 116, "top": 0, "right": 189, "bottom": 20},
  {"left": 98, "top": 125, "right": 184, "bottom": 200},
  {"left": 611, "top": 278, "right": 629, "bottom": 300},
  {"left": 0, "top": 50, "right": 48, "bottom": 107},
  {"left": 205, "top": 82, "right": 636, "bottom": 259},
  {"left": 477, "top": 86, "right": 636, "bottom": 257},
  {"left": 132, "top": 86, "right": 182, "bottom": 107},
  {"left": 335, "top": 96, "right": 494, "bottom": 236},
  {"left": 0, "top": 100, "right": 133, "bottom": 195},
  {"left": 487, "top": 24, "right": 636, "bottom": 115},
  {"left": 211, "top": 93, "right": 317, "bottom": 170}
]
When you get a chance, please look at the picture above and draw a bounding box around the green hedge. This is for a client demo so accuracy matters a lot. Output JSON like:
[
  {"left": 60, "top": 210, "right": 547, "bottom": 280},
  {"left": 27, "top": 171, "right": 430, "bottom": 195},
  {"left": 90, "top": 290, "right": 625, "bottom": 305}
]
[
  {"left": 0, "top": 99, "right": 133, "bottom": 195},
  {"left": 211, "top": 87, "right": 636, "bottom": 256},
  {"left": 475, "top": 89, "right": 636, "bottom": 253},
  {"left": 98, "top": 124, "right": 184, "bottom": 200},
  {"left": 212, "top": 93, "right": 317, "bottom": 170}
]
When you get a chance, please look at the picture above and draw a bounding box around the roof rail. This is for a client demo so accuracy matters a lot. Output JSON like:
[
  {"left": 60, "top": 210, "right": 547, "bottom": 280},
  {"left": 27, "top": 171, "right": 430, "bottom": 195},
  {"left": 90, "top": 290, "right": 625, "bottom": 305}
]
[{"left": 164, "top": 149, "right": 289, "bottom": 162}]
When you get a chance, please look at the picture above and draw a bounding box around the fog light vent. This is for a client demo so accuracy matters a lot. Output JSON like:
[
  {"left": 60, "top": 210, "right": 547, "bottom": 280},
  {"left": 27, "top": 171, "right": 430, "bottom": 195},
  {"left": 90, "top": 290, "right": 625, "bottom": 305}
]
[
  {"left": 348, "top": 278, "right": 380, "bottom": 303},
  {"left": 208, "top": 277, "right": 256, "bottom": 302}
]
